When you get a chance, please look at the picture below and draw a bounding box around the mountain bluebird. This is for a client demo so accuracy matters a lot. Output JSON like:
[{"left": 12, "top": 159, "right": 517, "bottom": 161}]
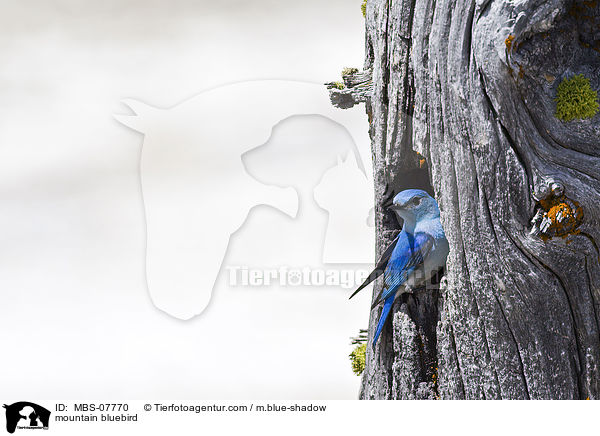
[{"left": 350, "top": 189, "right": 449, "bottom": 350}]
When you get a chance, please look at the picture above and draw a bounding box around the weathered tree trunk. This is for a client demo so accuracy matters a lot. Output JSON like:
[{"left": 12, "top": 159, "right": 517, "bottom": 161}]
[{"left": 333, "top": 0, "right": 600, "bottom": 399}]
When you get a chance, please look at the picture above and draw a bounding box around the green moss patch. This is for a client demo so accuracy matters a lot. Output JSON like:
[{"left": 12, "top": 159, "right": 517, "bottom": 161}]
[
  {"left": 361, "top": 0, "right": 367, "bottom": 17},
  {"left": 349, "top": 343, "right": 366, "bottom": 376},
  {"left": 555, "top": 74, "right": 599, "bottom": 121}
]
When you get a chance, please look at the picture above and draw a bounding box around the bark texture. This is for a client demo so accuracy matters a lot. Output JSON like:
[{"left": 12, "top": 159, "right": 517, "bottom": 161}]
[{"left": 334, "top": 0, "right": 600, "bottom": 399}]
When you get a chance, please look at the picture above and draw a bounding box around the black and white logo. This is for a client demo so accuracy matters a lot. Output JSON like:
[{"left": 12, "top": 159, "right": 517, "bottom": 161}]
[{"left": 3, "top": 402, "right": 50, "bottom": 433}]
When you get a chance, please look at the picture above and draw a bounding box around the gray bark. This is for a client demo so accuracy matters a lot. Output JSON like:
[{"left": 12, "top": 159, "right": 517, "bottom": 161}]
[{"left": 332, "top": 0, "right": 600, "bottom": 399}]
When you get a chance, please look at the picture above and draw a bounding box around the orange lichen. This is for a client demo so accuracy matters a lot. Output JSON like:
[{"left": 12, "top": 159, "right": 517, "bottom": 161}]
[
  {"left": 431, "top": 364, "right": 439, "bottom": 392},
  {"left": 505, "top": 35, "right": 515, "bottom": 51},
  {"left": 537, "top": 195, "right": 584, "bottom": 242},
  {"left": 416, "top": 152, "right": 428, "bottom": 168}
]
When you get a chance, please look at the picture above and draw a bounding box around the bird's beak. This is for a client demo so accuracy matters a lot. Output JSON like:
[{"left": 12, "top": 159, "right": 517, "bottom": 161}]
[{"left": 388, "top": 203, "right": 403, "bottom": 211}]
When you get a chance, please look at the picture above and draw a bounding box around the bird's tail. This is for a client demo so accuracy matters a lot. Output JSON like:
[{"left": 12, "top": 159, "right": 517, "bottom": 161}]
[{"left": 372, "top": 295, "right": 395, "bottom": 351}]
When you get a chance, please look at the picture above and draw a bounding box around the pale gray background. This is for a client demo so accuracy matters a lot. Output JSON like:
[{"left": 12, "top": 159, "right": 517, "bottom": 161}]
[{"left": 0, "top": 0, "right": 373, "bottom": 398}]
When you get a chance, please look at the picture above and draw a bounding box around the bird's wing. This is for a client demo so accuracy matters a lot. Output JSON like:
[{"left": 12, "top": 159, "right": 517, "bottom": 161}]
[
  {"left": 348, "top": 234, "right": 400, "bottom": 300},
  {"left": 370, "top": 232, "right": 434, "bottom": 309}
]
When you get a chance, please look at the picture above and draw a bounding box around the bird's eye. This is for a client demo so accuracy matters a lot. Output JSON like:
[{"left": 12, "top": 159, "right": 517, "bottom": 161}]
[{"left": 412, "top": 197, "right": 422, "bottom": 206}]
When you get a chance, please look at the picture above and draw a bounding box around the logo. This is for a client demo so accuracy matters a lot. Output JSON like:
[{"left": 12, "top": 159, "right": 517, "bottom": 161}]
[
  {"left": 3, "top": 402, "right": 50, "bottom": 433},
  {"left": 115, "top": 80, "right": 374, "bottom": 320}
]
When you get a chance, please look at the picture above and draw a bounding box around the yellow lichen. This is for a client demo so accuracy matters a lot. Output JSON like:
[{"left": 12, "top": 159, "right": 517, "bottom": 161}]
[
  {"left": 349, "top": 343, "right": 367, "bottom": 376},
  {"left": 555, "top": 74, "right": 599, "bottom": 121}
]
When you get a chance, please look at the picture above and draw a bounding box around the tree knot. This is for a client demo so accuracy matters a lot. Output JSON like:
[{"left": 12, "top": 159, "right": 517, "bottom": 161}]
[{"left": 530, "top": 177, "right": 584, "bottom": 241}]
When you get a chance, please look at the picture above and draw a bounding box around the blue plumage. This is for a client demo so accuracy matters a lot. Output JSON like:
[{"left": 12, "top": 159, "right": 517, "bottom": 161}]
[
  {"left": 350, "top": 189, "right": 449, "bottom": 350},
  {"left": 372, "top": 295, "right": 395, "bottom": 348}
]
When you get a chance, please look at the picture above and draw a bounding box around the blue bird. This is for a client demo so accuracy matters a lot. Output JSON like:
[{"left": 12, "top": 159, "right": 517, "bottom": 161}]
[{"left": 349, "top": 189, "right": 449, "bottom": 350}]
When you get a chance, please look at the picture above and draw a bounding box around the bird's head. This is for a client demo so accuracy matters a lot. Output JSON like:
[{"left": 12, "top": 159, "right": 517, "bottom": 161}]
[{"left": 388, "top": 189, "right": 440, "bottom": 224}]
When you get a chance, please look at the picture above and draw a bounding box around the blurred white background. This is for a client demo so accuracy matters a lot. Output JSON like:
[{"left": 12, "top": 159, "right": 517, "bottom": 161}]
[{"left": 0, "top": 0, "right": 373, "bottom": 398}]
